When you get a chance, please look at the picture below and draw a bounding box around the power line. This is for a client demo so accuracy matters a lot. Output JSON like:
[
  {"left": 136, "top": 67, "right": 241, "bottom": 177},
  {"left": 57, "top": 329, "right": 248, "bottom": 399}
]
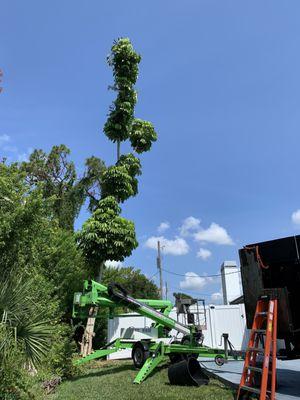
[
  {"left": 168, "top": 285, "right": 215, "bottom": 297},
  {"left": 161, "top": 267, "right": 241, "bottom": 278},
  {"left": 157, "top": 240, "right": 164, "bottom": 299},
  {"left": 148, "top": 270, "right": 159, "bottom": 281}
]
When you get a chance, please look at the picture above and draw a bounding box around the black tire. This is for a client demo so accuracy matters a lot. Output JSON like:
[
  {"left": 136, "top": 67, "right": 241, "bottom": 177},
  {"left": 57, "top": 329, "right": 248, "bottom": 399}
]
[
  {"left": 214, "top": 355, "right": 225, "bottom": 366},
  {"left": 132, "top": 342, "right": 150, "bottom": 369}
]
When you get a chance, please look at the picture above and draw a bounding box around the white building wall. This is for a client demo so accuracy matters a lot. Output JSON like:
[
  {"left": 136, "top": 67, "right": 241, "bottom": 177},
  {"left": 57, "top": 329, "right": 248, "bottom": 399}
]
[{"left": 221, "top": 261, "right": 242, "bottom": 304}]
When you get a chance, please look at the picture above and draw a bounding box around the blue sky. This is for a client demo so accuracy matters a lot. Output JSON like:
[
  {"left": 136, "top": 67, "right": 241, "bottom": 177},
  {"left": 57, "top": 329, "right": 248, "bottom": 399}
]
[{"left": 1, "top": 1, "right": 300, "bottom": 302}]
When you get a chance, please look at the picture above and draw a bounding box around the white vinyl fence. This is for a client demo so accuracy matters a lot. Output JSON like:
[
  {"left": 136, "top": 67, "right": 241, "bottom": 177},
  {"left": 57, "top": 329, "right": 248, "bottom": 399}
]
[{"left": 107, "top": 304, "right": 248, "bottom": 360}]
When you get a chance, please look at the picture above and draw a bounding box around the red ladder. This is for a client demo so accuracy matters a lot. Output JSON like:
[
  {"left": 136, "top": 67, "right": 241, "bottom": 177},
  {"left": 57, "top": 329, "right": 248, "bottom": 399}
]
[{"left": 237, "top": 295, "right": 278, "bottom": 400}]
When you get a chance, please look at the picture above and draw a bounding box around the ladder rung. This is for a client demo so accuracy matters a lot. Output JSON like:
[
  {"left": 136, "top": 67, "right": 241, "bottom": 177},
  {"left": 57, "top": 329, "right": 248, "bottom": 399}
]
[
  {"left": 247, "top": 366, "right": 263, "bottom": 373},
  {"left": 256, "top": 312, "right": 268, "bottom": 316},
  {"left": 240, "top": 385, "right": 261, "bottom": 395},
  {"left": 246, "top": 366, "right": 272, "bottom": 375},
  {"left": 247, "top": 347, "right": 265, "bottom": 353},
  {"left": 253, "top": 329, "right": 266, "bottom": 334}
]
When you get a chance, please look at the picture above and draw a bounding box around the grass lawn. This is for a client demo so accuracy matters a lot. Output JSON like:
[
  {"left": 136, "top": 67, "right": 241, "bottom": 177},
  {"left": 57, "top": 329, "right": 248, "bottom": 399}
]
[{"left": 48, "top": 359, "right": 234, "bottom": 400}]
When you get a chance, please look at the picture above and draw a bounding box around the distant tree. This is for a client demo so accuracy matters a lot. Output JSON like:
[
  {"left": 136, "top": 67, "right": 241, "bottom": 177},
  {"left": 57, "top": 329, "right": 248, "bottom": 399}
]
[
  {"left": 173, "top": 292, "right": 193, "bottom": 300},
  {"left": 82, "top": 156, "right": 106, "bottom": 211},
  {"left": 90, "top": 266, "right": 159, "bottom": 348},
  {"left": 103, "top": 266, "right": 159, "bottom": 299},
  {"left": 21, "top": 145, "right": 105, "bottom": 230}
]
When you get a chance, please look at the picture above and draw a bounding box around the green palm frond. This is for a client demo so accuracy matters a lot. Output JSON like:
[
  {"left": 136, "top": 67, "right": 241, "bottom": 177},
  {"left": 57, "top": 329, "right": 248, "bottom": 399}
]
[{"left": 0, "top": 275, "right": 53, "bottom": 367}]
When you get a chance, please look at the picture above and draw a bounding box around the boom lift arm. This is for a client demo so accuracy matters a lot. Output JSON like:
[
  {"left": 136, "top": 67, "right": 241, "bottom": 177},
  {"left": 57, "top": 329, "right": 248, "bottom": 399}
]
[
  {"left": 73, "top": 280, "right": 238, "bottom": 384},
  {"left": 74, "top": 280, "right": 194, "bottom": 335}
]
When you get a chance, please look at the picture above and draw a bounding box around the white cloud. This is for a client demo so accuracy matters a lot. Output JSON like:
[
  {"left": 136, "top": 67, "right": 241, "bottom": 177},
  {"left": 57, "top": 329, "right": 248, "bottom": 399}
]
[
  {"left": 0, "top": 136, "right": 33, "bottom": 163},
  {"left": 180, "top": 216, "right": 201, "bottom": 236},
  {"left": 211, "top": 292, "right": 223, "bottom": 304},
  {"left": 292, "top": 210, "right": 300, "bottom": 225},
  {"left": 105, "top": 260, "right": 123, "bottom": 268},
  {"left": 197, "top": 248, "right": 212, "bottom": 260},
  {"left": 157, "top": 221, "right": 170, "bottom": 233},
  {"left": 17, "top": 147, "right": 33, "bottom": 162},
  {"left": 0, "top": 134, "right": 10, "bottom": 146},
  {"left": 179, "top": 272, "right": 213, "bottom": 291},
  {"left": 3, "top": 145, "right": 18, "bottom": 153},
  {"left": 144, "top": 236, "right": 189, "bottom": 256},
  {"left": 194, "top": 223, "right": 234, "bottom": 245}
]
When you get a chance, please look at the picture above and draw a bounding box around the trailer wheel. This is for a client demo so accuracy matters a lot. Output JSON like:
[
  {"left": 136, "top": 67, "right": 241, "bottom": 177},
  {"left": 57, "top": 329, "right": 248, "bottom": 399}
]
[
  {"left": 132, "top": 342, "right": 150, "bottom": 369},
  {"left": 214, "top": 355, "right": 225, "bottom": 366}
]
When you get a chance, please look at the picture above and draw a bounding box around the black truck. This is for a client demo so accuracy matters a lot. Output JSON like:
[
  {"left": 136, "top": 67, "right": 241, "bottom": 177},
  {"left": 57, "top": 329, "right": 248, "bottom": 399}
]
[{"left": 239, "top": 235, "right": 300, "bottom": 358}]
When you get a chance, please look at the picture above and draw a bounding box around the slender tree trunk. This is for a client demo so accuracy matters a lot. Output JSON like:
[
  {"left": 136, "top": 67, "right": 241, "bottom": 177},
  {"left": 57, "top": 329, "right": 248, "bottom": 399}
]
[
  {"left": 80, "top": 261, "right": 105, "bottom": 357},
  {"left": 80, "top": 305, "right": 98, "bottom": 357},
  {"left": 117, "top": 140, "right": 120, "bottom": 161},
  {"left": 97, "top": 261, "right": 105, "bottom": 282}
]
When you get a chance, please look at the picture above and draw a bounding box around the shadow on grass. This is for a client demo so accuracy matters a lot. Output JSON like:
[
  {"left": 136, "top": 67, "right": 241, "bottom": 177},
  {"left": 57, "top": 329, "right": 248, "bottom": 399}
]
[
  {"left": 164, "top": 382, "right": 228, "bottom": 388},
  {"left": 164, "top": 378, "right": 234, "bottom": 393},
  {"left": 71, "top": 364, "right": 134, "bottom": 381},
  {"left": 72, "top": 361, "right": 169, "bottom": 383}
]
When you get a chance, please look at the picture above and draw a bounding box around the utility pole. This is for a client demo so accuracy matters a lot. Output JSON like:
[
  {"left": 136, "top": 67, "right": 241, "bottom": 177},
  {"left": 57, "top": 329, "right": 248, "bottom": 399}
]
[
  {"left": 165, "top": 281, "right": 168, "bottom": 300},
  {"left": 157, "top": 240, "right": 163, "bottom": 299},
  {"left": 0, "top": 69, "right": 3, "bottom": 93}
]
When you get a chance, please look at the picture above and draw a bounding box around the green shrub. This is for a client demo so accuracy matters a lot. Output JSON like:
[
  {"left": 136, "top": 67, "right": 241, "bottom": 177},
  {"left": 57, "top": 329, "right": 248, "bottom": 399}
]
[
  {"left": 41, "top": 323, "right": 78, "bottom": 379},
  {"left": 0, "top": 329, "right": 34, "bottom": 400}
]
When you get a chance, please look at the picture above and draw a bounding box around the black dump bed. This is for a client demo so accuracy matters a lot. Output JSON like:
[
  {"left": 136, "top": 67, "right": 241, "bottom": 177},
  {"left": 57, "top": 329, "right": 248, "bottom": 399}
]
[{"left": 239, "top": 235, "right": 300, "bottom": 347}]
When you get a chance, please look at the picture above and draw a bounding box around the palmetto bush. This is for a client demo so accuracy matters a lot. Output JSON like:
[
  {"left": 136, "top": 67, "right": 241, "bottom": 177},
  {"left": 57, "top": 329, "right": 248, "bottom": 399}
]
[
  {"left": 0, "top": 276, "right": 53, "bottom": 366},
  {"left": 0, "top": 275, "right": 53, "bottom": 398}
]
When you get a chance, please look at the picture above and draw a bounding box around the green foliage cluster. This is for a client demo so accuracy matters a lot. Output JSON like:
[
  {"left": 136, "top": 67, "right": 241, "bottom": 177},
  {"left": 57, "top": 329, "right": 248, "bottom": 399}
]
[
  {"left": 78, "top": 196, "right": 138, "bottom": 277},
  {"left": 101, "top": 153, "right": 142, "bottom": 202},
  {"left": 104, "top": 38, "right": 140, "bottom": 143},
  {"left": 101, "top": 165, "right": 135, "bottom": 203},
  {"left": 117, "top": 153, "right": 141, "bottom": 196},
  {"left": 130, "top": 119, "right": 157, "bottom": 154}
]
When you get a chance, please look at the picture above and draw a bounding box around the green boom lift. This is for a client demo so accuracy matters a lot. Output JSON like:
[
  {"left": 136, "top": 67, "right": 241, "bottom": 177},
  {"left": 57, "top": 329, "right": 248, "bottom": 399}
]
[{"left": 73, "top": 280, "right": 238, "bottom": 384}]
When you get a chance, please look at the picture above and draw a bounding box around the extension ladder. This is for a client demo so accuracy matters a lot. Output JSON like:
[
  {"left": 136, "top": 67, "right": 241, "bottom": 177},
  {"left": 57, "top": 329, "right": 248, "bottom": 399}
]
[{"left": 237, "top": 295, "right": 278, "bottom": 400}]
